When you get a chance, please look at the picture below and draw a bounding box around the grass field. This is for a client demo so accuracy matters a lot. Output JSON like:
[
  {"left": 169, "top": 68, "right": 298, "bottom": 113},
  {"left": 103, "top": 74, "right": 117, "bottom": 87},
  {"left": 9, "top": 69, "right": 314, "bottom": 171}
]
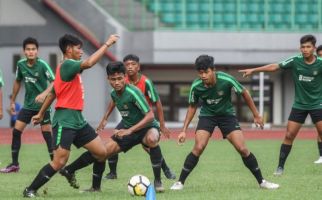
[{"left": 0, "top": 139, "right": 321, "bottom": 200}]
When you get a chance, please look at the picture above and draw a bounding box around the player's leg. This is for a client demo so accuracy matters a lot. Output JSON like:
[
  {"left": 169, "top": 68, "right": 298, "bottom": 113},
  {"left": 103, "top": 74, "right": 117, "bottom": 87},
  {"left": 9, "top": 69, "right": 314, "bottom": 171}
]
[
  {"left": 82, "top": 138, "right": 122, "bottom": 192},
  {"left": 23, "top": 125, "right": 74, "bottom": 197},
  {"left": 171, "top": 130, "right": 211, "bottom": 190},
  {"left": 60, "top": 124, "right": 106, "bottom": 188},
  {"left": 309, "top": 109, "right": 322, "bottom": 164},
  {"left": 142, "top": 127, "right": 164, "bottom": 192},
  {"left": 171, "top": 116, "right": 214, "bottom": 190},
  {"left": 104, "top": 154, "right": 118, "bottom": 179},
  {"left": 0, "top": 109, "right": 29, "bottom": 173},
  {"left": 274, "top": 108, "right": 306, "bottom": 175},
  {"left": 40, "top": 111, "right": 53, "bottom": 160},
  {"left": 226, "top": 130, "right": 279, "bottom": 189}
]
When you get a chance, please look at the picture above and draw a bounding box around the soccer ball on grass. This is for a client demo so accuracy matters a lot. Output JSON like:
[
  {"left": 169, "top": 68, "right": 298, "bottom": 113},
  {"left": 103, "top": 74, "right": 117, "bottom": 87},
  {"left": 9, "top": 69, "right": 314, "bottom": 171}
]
[{"left": 127, "top": 174, "right": 151, "bottom": 196}]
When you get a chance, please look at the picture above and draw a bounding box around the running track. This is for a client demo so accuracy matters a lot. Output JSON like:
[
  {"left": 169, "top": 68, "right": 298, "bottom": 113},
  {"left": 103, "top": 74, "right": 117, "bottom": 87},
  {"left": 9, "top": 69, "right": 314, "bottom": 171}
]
[{"left": 0, "top": 127, "right": 317, "bottom": 144}]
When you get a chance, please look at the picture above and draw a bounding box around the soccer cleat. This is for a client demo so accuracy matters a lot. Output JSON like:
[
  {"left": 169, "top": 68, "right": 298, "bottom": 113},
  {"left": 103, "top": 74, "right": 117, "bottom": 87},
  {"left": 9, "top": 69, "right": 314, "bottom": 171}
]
[
  {"left": 0, "top": 163, "right": 20, "bottom": 173},
  {"left": 163, "top": 169, "right": 176, "bottom": 180},
  {"left": 103, "top": 172, "right": 117, "bottom": 180},
  {"left": 79, "top": 187, "right": 101, "bottom": 193},
  {"left": 273, "top": 167, "right": 284, "bottom": 176},
  {"left": 259, "top": 180, "right": 280, "bottom": 189},
  {"left": 170, "top": 181, "right": 184, "bottom": 190},
  {"left": 313, "top": 157, "right": 322, "bottom": 164},
  {"left": 154, "top": 180, "right": 165, "bottom": 193},
  {"left": 59, "top": 168, "right": 80, "bottom": 189},
  {"left": 23, "top": 187, "right": 37, "bottom": 198}
]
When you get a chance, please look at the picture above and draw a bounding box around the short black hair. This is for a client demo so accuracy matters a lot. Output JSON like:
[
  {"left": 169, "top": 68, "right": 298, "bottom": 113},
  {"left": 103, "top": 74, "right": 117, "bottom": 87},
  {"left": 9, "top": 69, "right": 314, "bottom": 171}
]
[
  {"left": 59, "top": 34, "right": 83, "bottom": 54},
  {"left": 195, "top": 55, "right": 215, "bottom": 71},
  {"left": 106, "top": 61, "right": 126, "bottom": 76},
  {"left": 316, "top": 45, "right": 322, "bottom": 53},
  {"left": 23, "top": 37, "right": 39, "bottom": 49},
  {"left": 300, "top": 34, "right": 316, "bottom": 46},
  {"left": 123, "top": 54, "right": 140, "bottom": 63}
]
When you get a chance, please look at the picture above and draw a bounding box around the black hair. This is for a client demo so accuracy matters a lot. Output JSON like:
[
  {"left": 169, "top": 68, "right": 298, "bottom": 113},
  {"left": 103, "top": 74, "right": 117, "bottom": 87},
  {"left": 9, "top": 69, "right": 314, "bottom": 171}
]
[
  {"left": 106, "top": 61, "right": 126, "bottom": 76},
  {"left": 316, "top": 45, "right": 322, "bottom": 53},
  {"left": 123, "top": 54, "right": 140, "bottom": 63},
  {"left": 300, "top": 34, "right": 316, "bottom": 46},
  {"left": 23, "top": 37, "right": 39, "bottom": 49},
  {"left": 59, "top": 34, "right": 83, "bottom": 54},
  {"left": 195, "top": 55, "right": 215, "bottom": 71}
]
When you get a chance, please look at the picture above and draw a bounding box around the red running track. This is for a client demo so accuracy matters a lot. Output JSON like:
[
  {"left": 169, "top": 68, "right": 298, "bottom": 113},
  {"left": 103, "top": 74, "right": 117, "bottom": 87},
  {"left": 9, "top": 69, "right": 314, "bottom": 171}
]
[{"left": 0, "top": 127, "right": 317, "bottom": 145}]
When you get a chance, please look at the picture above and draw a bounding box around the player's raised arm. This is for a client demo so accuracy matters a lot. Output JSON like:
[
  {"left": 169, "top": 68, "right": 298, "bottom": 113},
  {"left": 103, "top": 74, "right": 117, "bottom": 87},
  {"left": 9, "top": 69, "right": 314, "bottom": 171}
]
[
  {"left": 239, "top": 63, "right": 280, "bottom": 77},
  {"left": 97, "top": 100, "right": 116, "bottom": 132},
  {"left": 241, "top": 89, "right": 264, "bottom": 129},
  {"left": 81, "top": 34, "right": 119, "bottom": 70}
]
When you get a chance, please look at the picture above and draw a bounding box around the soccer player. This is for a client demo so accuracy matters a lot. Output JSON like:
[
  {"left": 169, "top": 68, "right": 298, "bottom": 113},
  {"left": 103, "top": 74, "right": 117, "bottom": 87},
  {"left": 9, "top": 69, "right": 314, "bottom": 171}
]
[
  {"left": 0, "top": 68, "right": 3, "bottom": 120},
  {"left": 102, "top": 54, "right": 175, "bottom": 180},
  {"left": 60, "top": 61, "right": 164, "bottom": 192},
  {"left": 239, "top": 34, "right": 322, "bottom": 175},
  {"left": 313, "top": 45, "right": 322, "bottom": 164},
  {"left": 170, "top": 55, "right": 279, "bottom": 190},
  {"left": 0, "top": 38, "right": 55, "bottom": 173},
  {"left": 22, "top": 33, "right": 119, "bottom": 198}
]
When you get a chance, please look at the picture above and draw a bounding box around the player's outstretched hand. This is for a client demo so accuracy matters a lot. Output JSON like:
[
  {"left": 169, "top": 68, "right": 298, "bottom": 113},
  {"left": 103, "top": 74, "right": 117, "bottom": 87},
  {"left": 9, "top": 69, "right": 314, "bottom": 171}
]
[
  {"left": 115, "top": 129, "right": 132, "bottom": 138},
  {"left": 177, "top": 131, "right": 186, "bottom": 145},
  {"left": 105, "top": 34, "right": 120, "bottom": 47},
  {"left": 96, "top": 119, "right": 107, "bottom": 132},
  {"left": 160, "top": 126, "right": 171, "bottom": 139},
  {"left": 32, "top": 113, "right": 44, "bottom": 126},
  {"left": 238, "top": 69, "right": 254, "bottom": 78},
  {"left": 254, "top": 115, "right": 264, "bottom": 129}
]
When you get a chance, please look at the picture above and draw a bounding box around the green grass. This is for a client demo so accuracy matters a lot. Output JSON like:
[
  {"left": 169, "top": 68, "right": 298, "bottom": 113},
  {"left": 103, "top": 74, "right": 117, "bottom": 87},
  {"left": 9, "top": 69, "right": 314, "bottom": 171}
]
[{"left": 1, "top": 139, "right": 322, "bottom": 199}]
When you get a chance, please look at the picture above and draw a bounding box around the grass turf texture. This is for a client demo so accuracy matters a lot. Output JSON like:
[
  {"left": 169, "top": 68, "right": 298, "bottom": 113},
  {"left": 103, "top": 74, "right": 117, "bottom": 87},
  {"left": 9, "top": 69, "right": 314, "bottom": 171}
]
[{"left": 0, "top": 139, "right": 321, "bottom": 199}]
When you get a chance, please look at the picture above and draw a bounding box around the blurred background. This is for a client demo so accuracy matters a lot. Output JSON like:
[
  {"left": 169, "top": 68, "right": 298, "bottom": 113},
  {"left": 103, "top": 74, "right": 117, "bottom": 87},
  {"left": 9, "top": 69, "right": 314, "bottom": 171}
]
[{"left": 1, "top": 0, "right": 321, "bottom": 128}]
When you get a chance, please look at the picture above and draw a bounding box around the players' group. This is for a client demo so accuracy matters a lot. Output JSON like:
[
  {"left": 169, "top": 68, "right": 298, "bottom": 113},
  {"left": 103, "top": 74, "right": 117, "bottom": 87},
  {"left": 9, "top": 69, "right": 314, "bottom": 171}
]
[{"left": 1, "top": 34, "right": 322, "bottom": 198}]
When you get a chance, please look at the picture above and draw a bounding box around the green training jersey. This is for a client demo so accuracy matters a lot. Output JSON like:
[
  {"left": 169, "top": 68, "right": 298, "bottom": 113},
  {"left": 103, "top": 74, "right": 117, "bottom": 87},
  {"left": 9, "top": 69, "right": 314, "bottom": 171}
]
[
  {"left": 16, "top": 58, "right": 55, "bottom": 110},
  {"left": 189, "top": 71, "right": 244, "bottom": 116},
  {"left": 52, "top": 59, "right": 87, "bottom": 129},
  {"left": 0, "top": 68, "right": 4, "bottom": 87},
  {"left": 279, "top": 54, "right": 322, "bottom": 110},
  {"left": 111, "top": 84, "right": 159, "bottom": 129}
]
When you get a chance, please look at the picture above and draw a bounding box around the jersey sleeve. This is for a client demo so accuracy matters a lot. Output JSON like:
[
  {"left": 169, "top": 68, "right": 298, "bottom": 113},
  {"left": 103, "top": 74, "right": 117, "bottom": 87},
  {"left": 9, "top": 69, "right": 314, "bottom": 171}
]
[
  {"left": 188, "top": 80, "right": 200, "bottom": 105},
  {"left": 39, "top": 59, "right": 55, "bottom": 82},
  {"left": 145, "top": 79, "right": 159, "bottom": 103},
  {"left": 0, "top": 68, "right": 4, "bottom": 87},
  {"left": 131, "top": 88, "right": 150, "bottom": 114},
  {"left": 60, "top": 60, "right": 82, "bottom": 81},
  {"left": 278, "top": 55, "right": 296, "bottom": 69},
  {"left": 15, "top": 65, "right": 23, "bottom": 81},
  {"left": 218, "top": 73, "right": 244, "bottom": 95}
]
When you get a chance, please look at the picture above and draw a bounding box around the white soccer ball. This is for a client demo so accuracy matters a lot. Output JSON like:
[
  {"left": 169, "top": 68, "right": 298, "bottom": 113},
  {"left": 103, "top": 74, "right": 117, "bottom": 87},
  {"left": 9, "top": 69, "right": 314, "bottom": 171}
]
[{"left": 127, "top": 174, "right": 151, "bottom": 196}]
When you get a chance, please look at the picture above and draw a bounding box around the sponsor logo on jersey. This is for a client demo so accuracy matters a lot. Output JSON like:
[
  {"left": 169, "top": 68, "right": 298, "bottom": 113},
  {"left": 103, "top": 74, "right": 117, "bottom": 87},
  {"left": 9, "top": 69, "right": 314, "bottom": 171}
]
[
  {"left": 313, "top": 71, "right": 318, "bottom": 76},
  {"left": 123, "top": 104, "right": 128, "bottom": 109},
  {"left": 299, "top": 75, "right": 314, "bottom": 82},
  {"left": 34, "top": 72, "right": 39, "bottom": 77},
  {"left": 25, "top": 76, "right": 37, "bottom": 83},
  {"left": 120, "top": 111, "right": 129, "bottom": 117},
  {"left": 206, "top": 98, "right": 222, "bottom": 105},
  {"left": 217, "top": 91, "right": 224, "bottom": 96}
]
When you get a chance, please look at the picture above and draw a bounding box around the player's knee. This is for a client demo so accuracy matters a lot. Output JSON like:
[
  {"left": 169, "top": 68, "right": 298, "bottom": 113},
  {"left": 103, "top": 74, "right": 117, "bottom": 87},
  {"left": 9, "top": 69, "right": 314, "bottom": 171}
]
[
  {"left": 93, "top": 148, "right": 107, "bottom": 162},
  {"left": 285, "top": 132, "right": 296, "bottom": 141},
  {"left": 237, "top": 146, "right": 249, "bottom": 157},
  {"left": 193, "top": 143, "right": 206, "bottom": 155},
  {"left": 51, "top": 159, "right": 67, "bottom": 170}
]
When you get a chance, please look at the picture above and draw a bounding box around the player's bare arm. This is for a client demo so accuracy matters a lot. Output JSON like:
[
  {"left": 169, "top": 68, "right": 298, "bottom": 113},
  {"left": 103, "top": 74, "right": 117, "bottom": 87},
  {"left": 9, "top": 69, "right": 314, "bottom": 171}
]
[
  {"left": 32, "top": 91, "right": 56, "bottom": 125},
  {"left": 35, "top": 82, "right": 54, "bottom": 104},
  {"left": 115, "top": 110, "right": 154, "bottom": 138},
  {"left": 155, "top": 100, "right": 171, "bottom": 138},
  {"left": 178, "top": 104, "right": 198, "bottom": 145},
  {"left": 238, "top": 63, "right": 279, "bottom": 77},
  {"left": 97, "top": 101, "right": 116, "bottom": 132},
  {"left": 241, "top": 89, "right": 264, "bottom": 129},
  {"left": 10, "top": 80, "right": 22, "bottom": 115},
  {"left": 81, "top": 34, "right": 119, "bottom": 70}
]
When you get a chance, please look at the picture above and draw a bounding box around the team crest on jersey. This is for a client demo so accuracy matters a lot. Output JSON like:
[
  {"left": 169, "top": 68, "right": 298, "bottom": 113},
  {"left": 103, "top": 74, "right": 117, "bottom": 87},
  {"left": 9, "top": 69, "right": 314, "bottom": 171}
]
[
  {"left": 34, "top": 72, "right": 39, "bottom": 77},
  {"left": 123, "top": 104, "right": 128, "bottom": 109},
  {"left": 313, "top": 71, "right": 318, "bottom": 75},
  {"left": 217, "top": 91, "right": 224, "bottom": 96}
]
